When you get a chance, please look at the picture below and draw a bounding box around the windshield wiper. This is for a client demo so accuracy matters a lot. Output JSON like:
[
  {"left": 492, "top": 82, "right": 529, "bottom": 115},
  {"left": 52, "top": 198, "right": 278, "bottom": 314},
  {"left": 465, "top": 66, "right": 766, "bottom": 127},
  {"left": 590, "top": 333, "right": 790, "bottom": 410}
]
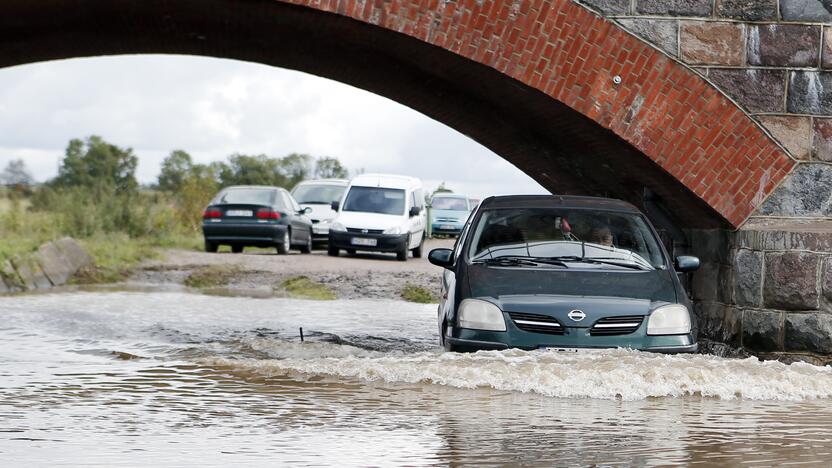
[
  {"left": 544, "top": 256, "right": 648, "bottom": 270},
  {"left": 474, "top": 256, "right": 568, "bottom": 268}
]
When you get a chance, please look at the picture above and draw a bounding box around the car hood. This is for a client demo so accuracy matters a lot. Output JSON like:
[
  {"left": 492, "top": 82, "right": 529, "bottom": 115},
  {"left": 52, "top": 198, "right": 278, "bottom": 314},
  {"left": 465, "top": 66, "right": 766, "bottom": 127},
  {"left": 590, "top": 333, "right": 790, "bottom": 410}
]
[
  {"left": 334, "top": 210, "right": 405, "bottom": 230},
  {"left": 467, "top": 263, "right": 678, "bottom": 305},
  {"left": 300, "top": 203, "right": 337, "bottom": 223}
]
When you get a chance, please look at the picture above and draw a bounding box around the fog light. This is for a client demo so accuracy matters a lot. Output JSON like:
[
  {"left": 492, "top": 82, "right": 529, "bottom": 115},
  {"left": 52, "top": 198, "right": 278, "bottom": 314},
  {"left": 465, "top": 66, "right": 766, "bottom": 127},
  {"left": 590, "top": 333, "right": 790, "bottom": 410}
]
[
  {"left": 647, "top": 304, "right": 691, "bottom": 335},
  {"left": 458, "top": 299, "right": 506, "bottom": 331}
]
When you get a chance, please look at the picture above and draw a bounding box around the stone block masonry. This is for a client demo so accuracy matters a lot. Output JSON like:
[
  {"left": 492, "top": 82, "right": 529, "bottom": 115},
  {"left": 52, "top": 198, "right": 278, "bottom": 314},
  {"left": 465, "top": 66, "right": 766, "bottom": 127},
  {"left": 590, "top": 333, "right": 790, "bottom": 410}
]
[{"left": 0, "top": 238, "right": 92, "bottom": 293}]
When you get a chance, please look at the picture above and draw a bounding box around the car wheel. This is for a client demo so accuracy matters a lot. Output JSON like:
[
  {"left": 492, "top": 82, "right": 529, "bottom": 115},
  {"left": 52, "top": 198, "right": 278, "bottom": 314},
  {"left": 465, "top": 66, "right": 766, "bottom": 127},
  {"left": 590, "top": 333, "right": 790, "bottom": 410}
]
[
  {"left": 327, "top": 245, "right": 339, "bottom": 257},
  {"left": 396, "top": 236, "right": 409, "bottom": 261},
  {"left": 346, "top": 249, "right": 356, "bottom": 255},
  {"left": 204, "top": 240, "right": 218, "bottom": 253},
  {"left": 277, "top": 229, "right": 290, "bottom": 255},
  {"left": 231, "top": 244, "right": 244, "bottom": 254},
  {"left": 412, "top": 234, "right": 425, "bottom": 258},
  {"left": 300, "top": 231, "right": 312, "bottom": 254}
]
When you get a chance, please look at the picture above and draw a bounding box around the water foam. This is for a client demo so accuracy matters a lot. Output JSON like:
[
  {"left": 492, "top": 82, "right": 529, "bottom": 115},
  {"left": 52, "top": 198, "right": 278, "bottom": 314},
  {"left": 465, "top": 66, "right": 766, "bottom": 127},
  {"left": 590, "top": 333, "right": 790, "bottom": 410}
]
[{"left": 203, "top": 342, "right": 832, "bottom": 401}]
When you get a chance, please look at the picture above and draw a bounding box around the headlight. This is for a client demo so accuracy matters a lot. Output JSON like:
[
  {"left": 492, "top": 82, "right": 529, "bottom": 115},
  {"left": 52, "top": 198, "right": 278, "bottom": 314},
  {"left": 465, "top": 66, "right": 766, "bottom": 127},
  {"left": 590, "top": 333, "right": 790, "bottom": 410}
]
[
  {"left": 383, "top": 225, "right": 403, "bottom": 235},
  {"left": 647, "top": 304, "right": 691, "bottom": 335},
  {"left": 329, "top": 221, "right": 346, "bottom": 232},
  {"left": 458, "top": 299, "right": 506, "bottom": 331}
]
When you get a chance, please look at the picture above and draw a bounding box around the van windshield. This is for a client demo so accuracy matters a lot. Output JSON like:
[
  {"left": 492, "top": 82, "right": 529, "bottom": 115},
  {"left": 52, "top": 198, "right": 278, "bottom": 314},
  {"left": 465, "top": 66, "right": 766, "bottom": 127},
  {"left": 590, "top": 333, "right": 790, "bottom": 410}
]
[
  {"left": 292, "top": 184, "right": 345, "bottom": 204},
  {"left": 343, "top": 186, "right": 406, "bottom": 215},
  {"left": 468, "top": 208, "right": 665, "bottom": 269},
  {"left": 432, "top": 197, "right": 468, "bottom": 211}
]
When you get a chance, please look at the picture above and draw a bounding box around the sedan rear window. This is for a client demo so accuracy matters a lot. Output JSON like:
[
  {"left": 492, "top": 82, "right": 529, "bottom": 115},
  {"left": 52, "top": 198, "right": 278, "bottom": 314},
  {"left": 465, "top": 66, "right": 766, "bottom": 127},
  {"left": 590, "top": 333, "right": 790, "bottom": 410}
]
[
  {"left": 214, "top": 188, "right": 276, "bottom": 206},
  {"left": 343, "top": 186, "right": 405, "bottom": 215},
  {"left": 468, "top": 208, "right": 665, "bottom": 269}
]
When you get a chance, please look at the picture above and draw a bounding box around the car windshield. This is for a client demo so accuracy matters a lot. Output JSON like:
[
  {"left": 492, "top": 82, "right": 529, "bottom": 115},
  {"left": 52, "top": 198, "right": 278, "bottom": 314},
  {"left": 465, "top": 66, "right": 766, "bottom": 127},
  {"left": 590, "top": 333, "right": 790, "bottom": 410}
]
[
  {"left": 292, "top": 184, "right": 346, "bottom": 204},
  {"left": 342, "top": 186, "right": 406, "bottom": 215},
  {"left": 432, "top": 197, "right": 468, "bottom": 210},
  {"left": 467, "top": 208, "right": 665, "bottom": 269},
  {"left": 214, "top": 188, "right": 275, "bottom": 205}
]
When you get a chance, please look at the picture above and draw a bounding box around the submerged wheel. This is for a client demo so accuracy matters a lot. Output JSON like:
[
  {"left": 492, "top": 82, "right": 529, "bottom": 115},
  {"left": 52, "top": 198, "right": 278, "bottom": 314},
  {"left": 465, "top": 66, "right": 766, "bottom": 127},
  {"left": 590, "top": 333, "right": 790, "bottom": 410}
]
[
  {"left": 300, "top": 231, "right": 312, "bottom": 254},
  {"left": 231, "top": 244, "right": 244, "bottom": 254},
  {"left": 204, "top": 240, "right": 218, "bottom": 253},
  {"left": 277, "top": 229, "right": 291, "bottom": 255}
]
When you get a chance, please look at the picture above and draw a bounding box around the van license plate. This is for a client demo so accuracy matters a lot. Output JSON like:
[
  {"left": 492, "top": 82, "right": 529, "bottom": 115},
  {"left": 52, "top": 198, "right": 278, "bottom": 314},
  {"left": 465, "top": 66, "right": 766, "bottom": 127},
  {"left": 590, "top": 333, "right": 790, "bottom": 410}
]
[
  {"left": 440, "top": 224, "right": 455, "bottom": 230},
  {"left": 351, "top": 237, "right": 377, "bottom": 247},
  {"left": 541, "top": 347, "right": 587, "bottom": 353},
  {"left": 226, "top": 210, "right": 252, "bottom": 217}
]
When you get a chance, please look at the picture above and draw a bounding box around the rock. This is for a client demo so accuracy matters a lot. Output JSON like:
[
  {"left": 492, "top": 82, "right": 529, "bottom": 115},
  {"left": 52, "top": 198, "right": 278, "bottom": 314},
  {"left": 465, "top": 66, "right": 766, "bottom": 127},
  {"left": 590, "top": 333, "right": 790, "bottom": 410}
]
[
  {"left": 748, "top": 24, "right": 820, "bottom": 68},
  {"left": 742, "top": 309, "right": 783, "bottom": 352},
  {"left": 758, "top": 115, "right": 812, "bottom": 160},
  {"left": 636, "top": 0, "right": 712, "bottom": 16},
  {"left": 785, "top": 313, "right": 832, "bottom": 354},
  {"left": 733, "top": 249, "right": 763, "bottom": 307},
  {"left": 10, "top": 255, "right": 51, "bottom": 291},
  {"left": 716, "top": 0, "right": 777, "bottom": 20},
  {"left": 680, "top": 21, "right": 744, "bottom": 66},
  {"left": 759, "top": 163, "right": 832, "bottom": 217},
  {"left": 764, "top": 252, "right": 820, "bottom": 310},
  {"left": 823, "top": 258, "right": 832, "bottom": 306},
  {"left": 617, "top": 19, "right": 678, "bottom": 57},
  {"left": 0, "top": 260, "right": 23, "bottom": 292},
  {"left": 787, "top": 71, "right": 832, "bottom": 116},
  {"left": 823, "top": 27, "right": 832, "bottom": 70},
  {"left": 33, "top": 241, "right": 74, "bottom": 286},
  {"left": 779, "top": 0, "right": 832, "bottom": 22},
  {"left": 812, "top": 118, "right": 832, "bottom": 162},
  {"left": 695, "top": 303, "right": 742, "bottom": 345},
  {"left": 54, "top": 237, "right": 93, "bottom": 273},
  {"left": 581, "top": 0, "right": 630, "bottom": 14},
  {"left": 709, "top": 69, "right": 786, "bottom": 113}
]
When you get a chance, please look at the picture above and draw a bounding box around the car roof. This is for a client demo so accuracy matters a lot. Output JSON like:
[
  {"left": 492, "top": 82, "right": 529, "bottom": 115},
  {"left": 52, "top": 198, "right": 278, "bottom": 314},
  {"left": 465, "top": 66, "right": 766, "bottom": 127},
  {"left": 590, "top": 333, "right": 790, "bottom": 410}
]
[
  {"left": 431, "top": 193, "right": 468, "bottom": 199},
  {"left": 349, "top": 173, "right": 421, "bottom": 190},
  {"left": 222, "top": 185, "right": 282, "bottom": 191},
  {"left": 295, "top": 179, "right": 349, "bottom": 186},
  {"left": 478, "top": 195, "right": 641, "bottom": 213}
]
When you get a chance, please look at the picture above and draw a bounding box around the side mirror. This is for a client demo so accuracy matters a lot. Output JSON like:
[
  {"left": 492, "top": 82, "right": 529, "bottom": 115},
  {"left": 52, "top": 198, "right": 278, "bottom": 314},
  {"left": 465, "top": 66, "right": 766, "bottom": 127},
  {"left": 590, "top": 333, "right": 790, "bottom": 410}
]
[
  {"left": 409, "top": 206, "right": 420, "bottom": 217},
  {"left": 675, "top": 256, "right": 700, "bottom": 272},
  {"left": 331, "top": 201, "right": 340, "bottom": 212},
  {"left": 300, "top": 206, "right": 312, "bottom": 215},
  {"left": 428, "top": 248, "right": 454, "bottom": 269}
]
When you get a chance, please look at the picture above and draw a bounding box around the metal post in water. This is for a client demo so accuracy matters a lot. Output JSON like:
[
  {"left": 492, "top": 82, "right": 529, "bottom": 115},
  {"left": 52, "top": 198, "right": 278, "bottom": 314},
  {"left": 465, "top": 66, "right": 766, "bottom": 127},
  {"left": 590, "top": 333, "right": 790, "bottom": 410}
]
[{"left": 299, "top": 327, "right": 304, "bottom": 342}]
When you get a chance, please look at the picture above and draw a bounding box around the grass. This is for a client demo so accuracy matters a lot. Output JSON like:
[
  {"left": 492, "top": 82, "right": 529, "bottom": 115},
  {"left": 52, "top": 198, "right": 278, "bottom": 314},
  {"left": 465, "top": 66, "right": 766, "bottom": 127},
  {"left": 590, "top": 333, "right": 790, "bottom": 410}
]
[
  {"left": 400, "top": 283, "right": 435, "bottom": 303},
  {"left": 184, "top": 264, "right": 242, "bottom": 288},
  {"left": 281, "top": 276, "right": 336, "bottom": 300}
]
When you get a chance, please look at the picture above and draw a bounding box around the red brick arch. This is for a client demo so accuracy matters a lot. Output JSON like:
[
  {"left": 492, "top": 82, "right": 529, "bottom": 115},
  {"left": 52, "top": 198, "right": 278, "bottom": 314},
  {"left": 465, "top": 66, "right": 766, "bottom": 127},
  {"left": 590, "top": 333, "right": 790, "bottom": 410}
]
[{"left": 0, "top": 0, "right": 795, "bottom": 228}]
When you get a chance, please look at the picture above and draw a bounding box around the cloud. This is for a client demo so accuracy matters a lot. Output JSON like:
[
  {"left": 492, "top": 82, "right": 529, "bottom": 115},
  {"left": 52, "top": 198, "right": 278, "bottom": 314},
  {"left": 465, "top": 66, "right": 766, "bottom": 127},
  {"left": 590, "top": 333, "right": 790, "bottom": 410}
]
[{"left": 0, "top": 55, "right": 547, "bottom": 199}]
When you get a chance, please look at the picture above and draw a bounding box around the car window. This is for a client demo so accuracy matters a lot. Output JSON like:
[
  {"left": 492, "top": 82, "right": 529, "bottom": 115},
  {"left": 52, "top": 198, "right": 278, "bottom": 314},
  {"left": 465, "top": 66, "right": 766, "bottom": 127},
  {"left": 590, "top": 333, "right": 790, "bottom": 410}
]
[
  {"left": 281, "top": 192, "right": 299, "bottom": 212},
  {"left": 292, "top": 184, "right": 346, "bottom": 204},
  {"left": 432, "top": 197, "right": 468, "bottom": 210},
  {"left": 414, "top": 188, "right": 424, "bottom": 209},
  {"left": 454, "top": 209, "right": 477, "bottom": 261},
  {"left": 343, "top": 186, "right": 406, "bottom": 215},
  {"left": 215, "top": 188, "right": 276, "bottom": 205},
  {"left": 467, "top": 208, "right": 664, "bottom": 269}
]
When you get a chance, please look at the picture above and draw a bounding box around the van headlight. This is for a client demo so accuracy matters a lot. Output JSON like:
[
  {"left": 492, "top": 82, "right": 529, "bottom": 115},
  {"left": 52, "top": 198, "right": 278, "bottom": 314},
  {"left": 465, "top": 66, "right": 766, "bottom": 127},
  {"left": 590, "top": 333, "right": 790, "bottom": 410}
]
[
  {"left": 383, "top": 226, "right": 403, "bottom": 235},
  {"left": 458, "top": 299, "right": 506, "bottom": 331},
  {"left": 647, "top": 304, "right": 691, "bottom": 335},
  {"left": 330, "top": 221, "right": 346, "bottom": 232}
]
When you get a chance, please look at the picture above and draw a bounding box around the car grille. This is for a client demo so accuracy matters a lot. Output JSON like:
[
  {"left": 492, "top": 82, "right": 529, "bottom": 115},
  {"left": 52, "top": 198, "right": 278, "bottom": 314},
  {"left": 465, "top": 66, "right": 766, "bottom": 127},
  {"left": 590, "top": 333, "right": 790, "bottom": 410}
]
[
  {"left": 346, "top": 228, "right": 384, "bottom": 234},
  {"left": 434, "top": 217, "right": 459, "bottom": 223},
  {"left": 589, "top": 316, "right": 644, "bottom": 336},
  {"left": 508, "top": 312, "right": 565, "bottom": 335}
]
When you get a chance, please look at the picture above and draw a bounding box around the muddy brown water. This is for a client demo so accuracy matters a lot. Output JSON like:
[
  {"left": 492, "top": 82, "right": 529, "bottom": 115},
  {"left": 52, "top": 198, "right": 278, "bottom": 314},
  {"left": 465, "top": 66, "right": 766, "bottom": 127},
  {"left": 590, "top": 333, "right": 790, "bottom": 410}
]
[{"left": 2, "top": 291, "right": 832, "bottom": 466}]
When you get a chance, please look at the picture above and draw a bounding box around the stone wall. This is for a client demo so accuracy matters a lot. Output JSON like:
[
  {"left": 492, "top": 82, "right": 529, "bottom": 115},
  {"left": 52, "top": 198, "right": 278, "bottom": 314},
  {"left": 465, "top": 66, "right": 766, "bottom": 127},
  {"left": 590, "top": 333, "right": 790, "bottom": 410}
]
[
  {"left": 691, "top": 221, "right": 832, "bottom": 364},
  {"left": 0, "top": 238, "right": 92, "bottom": 293},
  {"left": 578, "top": 0, "right": 832, "bottom": 219}
]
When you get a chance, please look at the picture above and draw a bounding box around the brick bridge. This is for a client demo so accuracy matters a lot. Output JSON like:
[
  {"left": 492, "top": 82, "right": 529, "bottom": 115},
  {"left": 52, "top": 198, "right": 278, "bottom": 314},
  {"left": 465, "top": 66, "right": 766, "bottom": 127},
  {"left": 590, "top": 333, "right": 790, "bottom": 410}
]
[{"left": 1, "top": 0, "right": 830, "bottom": 361}]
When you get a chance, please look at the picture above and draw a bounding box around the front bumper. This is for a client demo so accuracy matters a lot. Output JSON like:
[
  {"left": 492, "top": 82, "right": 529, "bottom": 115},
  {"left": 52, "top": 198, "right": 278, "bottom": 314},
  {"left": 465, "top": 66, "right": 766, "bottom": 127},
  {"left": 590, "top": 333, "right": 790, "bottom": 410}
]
[
  {"left": 445, "top": 315, "right": 697, "bottom": 354},
  {"left": 311, "top": 224, "right": 330, "bottom": 241},
  {"left": 328, "top": 231, "right": 409, "bottom": 252},
  {"left": 431, "top": 223, "right": 464, "bottom": 235}
]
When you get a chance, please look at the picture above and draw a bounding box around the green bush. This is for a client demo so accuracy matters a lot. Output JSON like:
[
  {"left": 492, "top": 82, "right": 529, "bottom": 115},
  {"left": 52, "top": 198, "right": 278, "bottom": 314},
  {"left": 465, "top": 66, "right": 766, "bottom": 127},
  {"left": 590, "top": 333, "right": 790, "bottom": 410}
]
[{"left": 401, "top": 283, "right": 435, "bottom": 303}]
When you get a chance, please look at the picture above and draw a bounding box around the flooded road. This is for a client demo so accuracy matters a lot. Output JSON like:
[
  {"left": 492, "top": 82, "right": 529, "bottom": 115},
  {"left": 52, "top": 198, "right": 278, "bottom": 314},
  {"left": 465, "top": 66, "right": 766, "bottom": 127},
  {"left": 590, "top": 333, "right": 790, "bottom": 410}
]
[{"left": 2, "top": 292, "right": 832, "bottom": 466}]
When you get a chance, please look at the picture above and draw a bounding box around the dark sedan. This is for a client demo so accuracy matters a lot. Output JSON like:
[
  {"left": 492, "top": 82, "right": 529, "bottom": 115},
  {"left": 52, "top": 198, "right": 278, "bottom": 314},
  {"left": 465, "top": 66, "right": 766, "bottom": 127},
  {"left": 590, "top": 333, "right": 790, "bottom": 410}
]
[
  {"left": 202, "top": 185, "right": 313, "bottom": 255},
  {"left": 429, "top": 195, "right": 700, "bottom": 354}
]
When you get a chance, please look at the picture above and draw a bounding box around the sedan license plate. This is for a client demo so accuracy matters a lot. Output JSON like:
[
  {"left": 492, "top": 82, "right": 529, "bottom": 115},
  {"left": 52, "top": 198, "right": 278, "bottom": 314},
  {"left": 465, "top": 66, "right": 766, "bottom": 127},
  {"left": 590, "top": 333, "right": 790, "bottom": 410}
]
[
  {"left": 351, "top": 237, "right": 377, "bottom": 247},
  {"left": 225, "top": 210, "right": 253, "bottom": 217}
]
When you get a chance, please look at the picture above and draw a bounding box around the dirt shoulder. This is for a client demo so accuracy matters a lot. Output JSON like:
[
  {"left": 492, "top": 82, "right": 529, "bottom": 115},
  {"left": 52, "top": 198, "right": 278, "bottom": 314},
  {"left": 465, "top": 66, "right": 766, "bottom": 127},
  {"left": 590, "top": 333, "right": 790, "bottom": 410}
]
[{"left": 130, "top": 238, "right": 456, "bottom": 301}]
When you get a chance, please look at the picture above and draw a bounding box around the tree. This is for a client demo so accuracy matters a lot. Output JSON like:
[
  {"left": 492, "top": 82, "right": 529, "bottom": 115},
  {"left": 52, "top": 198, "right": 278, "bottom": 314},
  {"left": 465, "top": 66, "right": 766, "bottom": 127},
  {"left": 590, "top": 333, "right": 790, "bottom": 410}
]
[
  {"left": 432, "top": 182, "right": 452, "bottom": 195},
  {"left": 280, "top": 153, "right": 313, "bottom": 188},
  {"left": 157, "top": 150, "right": 193, "bottom": 192},
  {"left": 53, "top": 135, "right": 138, "bottom": 193},
  {"left": 314, "top": 157, "right": 349, "bottom": 179},
  {"left": 0, "top": 159, "right": 34, "bottom": 187}
]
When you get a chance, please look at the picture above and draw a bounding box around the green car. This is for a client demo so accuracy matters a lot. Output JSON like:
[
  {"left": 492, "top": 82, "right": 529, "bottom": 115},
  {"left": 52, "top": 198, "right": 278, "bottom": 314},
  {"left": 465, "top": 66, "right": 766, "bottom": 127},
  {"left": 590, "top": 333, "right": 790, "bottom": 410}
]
[{"left": 428, "top": 195, "right": 700, "bottom": 353}]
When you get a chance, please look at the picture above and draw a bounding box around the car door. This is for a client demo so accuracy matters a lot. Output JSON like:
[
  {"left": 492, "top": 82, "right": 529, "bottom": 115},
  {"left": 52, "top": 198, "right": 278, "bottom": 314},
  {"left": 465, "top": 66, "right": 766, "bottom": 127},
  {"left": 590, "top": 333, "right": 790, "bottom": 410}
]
[{"left": 409, "top": 189, "right": 425, "bottom": 248}]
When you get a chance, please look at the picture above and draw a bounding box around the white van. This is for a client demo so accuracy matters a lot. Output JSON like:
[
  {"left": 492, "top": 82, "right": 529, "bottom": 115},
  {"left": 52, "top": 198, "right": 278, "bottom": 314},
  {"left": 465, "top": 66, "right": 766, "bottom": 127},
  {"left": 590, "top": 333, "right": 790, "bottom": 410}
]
[
  {"left": 328, "top": 174, "right": 427, "bottom": 261},
  {"left": 291, "top": 179, "right": 349, "bottom": 244}
]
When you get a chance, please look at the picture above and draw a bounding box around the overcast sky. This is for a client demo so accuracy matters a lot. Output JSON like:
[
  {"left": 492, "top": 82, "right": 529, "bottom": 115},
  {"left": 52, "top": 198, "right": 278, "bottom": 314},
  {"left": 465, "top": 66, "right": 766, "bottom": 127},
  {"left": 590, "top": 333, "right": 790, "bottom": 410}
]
[{"left": 0, "top": 55, "right": 547, "bottom": 199}]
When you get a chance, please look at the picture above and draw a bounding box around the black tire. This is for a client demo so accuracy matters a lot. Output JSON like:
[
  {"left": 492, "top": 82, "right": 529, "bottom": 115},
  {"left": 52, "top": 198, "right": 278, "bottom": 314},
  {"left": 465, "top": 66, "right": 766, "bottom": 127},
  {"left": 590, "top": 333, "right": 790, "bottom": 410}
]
[
  {"left": 327, "top": 245, "right": 339, "bottom": 257},
  {"left": 231, "top": 244, "right": 244, "bottom": 254},
  {"left": 204, "top": 240, "right": 218, "bottom": 253},
  {"left": 300, "top": 231, "right": 312, "bottom": 254},
  {"left": 277, "top": 229, "right": 291, "bottom": 255},
  {"left": 396, "top": 236, "right": 409, "bottom": 262},
  {"left": 412, "top": 234, "right": 425, "bottom": 258},
  {"left": 346, "top": 249, "right": 356, "bottom": 255}
]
